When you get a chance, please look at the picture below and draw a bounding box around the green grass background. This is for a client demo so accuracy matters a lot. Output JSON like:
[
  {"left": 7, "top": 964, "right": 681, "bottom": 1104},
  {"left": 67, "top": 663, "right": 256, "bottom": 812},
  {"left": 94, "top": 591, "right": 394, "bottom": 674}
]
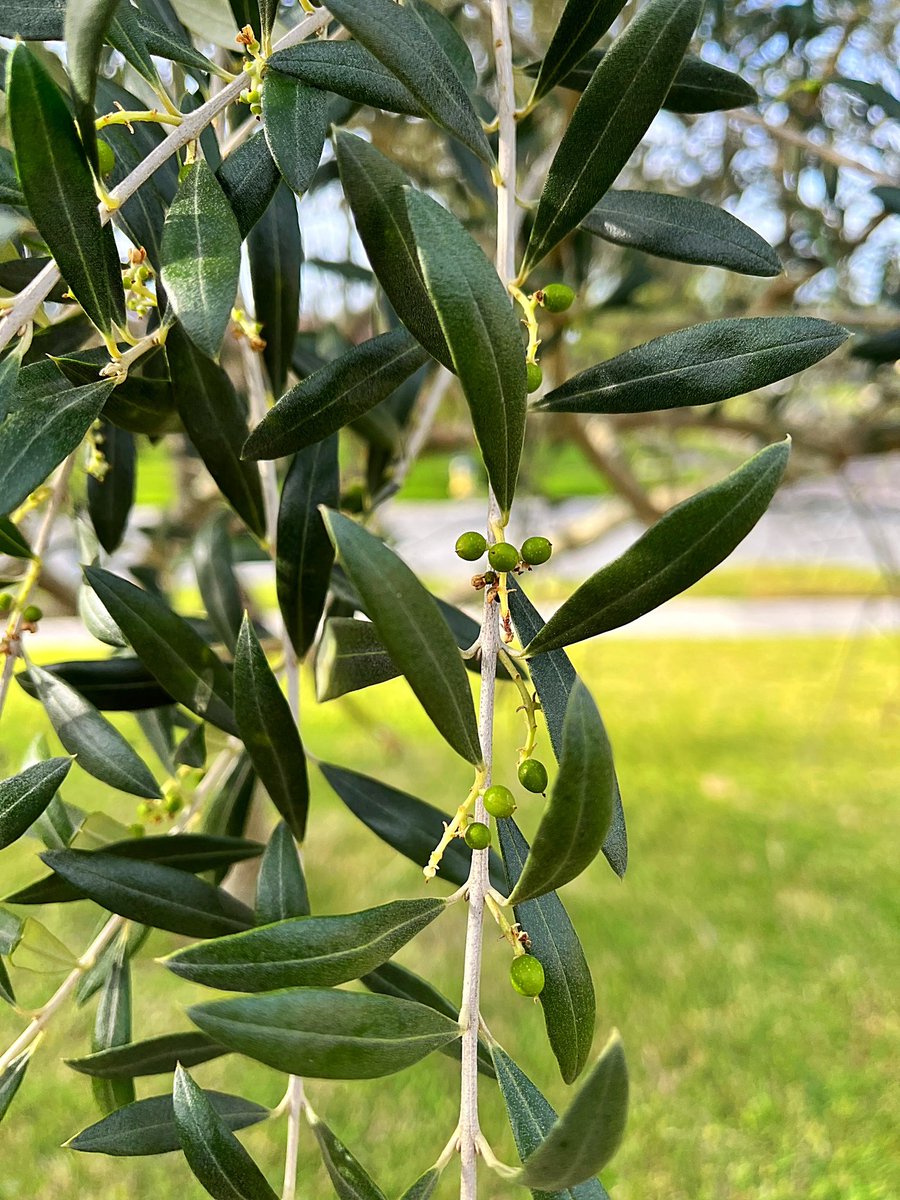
[{"left": 0, "top": 634, "right": 897, "bottom": 1200}]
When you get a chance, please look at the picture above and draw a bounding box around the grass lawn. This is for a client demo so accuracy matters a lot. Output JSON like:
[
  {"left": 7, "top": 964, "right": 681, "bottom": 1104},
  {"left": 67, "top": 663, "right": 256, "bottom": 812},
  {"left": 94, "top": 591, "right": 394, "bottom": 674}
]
[{"left": 0, "top": 634, "right": 897, "bottom": 1200}]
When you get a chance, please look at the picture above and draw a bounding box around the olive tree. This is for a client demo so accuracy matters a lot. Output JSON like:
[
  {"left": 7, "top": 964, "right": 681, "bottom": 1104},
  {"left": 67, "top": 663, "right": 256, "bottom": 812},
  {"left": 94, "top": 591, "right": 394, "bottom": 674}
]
[{"left": 0, "top": 2, "right": 848, "bottom": 1198}]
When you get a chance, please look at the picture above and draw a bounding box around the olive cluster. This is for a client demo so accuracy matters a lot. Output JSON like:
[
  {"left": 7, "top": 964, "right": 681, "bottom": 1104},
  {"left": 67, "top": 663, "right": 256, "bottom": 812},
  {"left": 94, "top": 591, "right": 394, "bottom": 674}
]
[
  {"left": 0, "top": 594, "right": 42, "bottom": 625},
  {"left": 525, "top": 282, "right": 576, "bottom": 394},
  {"left": 455, "top": 532, "right": 553, "bottom": 573}
]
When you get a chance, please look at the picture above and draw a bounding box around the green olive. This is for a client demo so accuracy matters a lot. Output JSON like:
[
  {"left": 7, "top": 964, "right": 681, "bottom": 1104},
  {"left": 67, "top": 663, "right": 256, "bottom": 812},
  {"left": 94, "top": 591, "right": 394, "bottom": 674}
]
[
  {"left": 456, "top": 531, "right": 488, "bottom": 561},
  {"left": 521, "top": 536, "right": 552, "bottom": 566},
  {"left": 465, "top": 821, "right": 492, "bottom": 850},
  {"left": 510, "top": 953, "right": 545, "bottom": 997},
  {"left": 526, "top": 361, "right": 543, "bottom": 393},
  {"left": 482, "top": 785, "right": 517, "bottom": 819},
  {"left": 21, "top": 604, "right": 43, "bottom": 623},
  {"left": 96, "top": 138, "right": 116, "bottom": 178},
  {"left": 539, "top": 283, "right": 575, "bottom": 312},
  {"left": 488, "top": 542, "right": 520, "bottom": 573},
  {"left": 517, "top": 758, "right": 548, "bottom": 794}
]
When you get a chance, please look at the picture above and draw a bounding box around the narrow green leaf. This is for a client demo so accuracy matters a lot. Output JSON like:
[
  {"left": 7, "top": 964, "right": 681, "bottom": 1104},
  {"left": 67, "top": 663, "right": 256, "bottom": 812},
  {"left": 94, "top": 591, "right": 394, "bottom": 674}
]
[
  {"left": 234, "top": 616, "right": 309, "bottom": 841},
  {"left": 497, "top": 818, "right": 595, "bottom": 1084},
  {"left": 362, "top": 960, "right": 494, "bottom": 1079},
  {"left": 9, "top": 916, "right": 77, "bottom": 973},
  {"left": 0, "top": 758, "right": 72, "bottom": 851},
  {"left": 326, "top": 0, "right": 491, "bottom": 163},
  {"left": 405, "top": 189, "right": 526, "bottom": 518},
  {"left": 530, "top": 0, "right": 628, "bottom": 103},
  {"left": 0, "top": 957, "right": 14, "bottom": 1007},
  {"left": 41, "top": 850, "right": 254, "bottom": 938},
  {"left": 0, "top": 331, "right": 31, "bottom": 422},
  {"left": 92, "top": 937, "right": 135, "bottom": 1114},
  {"left": 160, "top": 160, "right": 241, "bottom": 357},
  {"left": 16, "top": 657, "right": 174, "bottom": 712},
  {"left": 320, "top": 763, "right": 505, "bottom": 892},
  {"left": 398, "top": 1169, "right": 442, "bottom": 1200},
  {"left": 581, "top": 190, "right": 781, "bottom": 276},
  {"left": 248, "top": 181, "right": 302, "bottom": 397},
  {"left": 518, "top": 1032, "right": 629, "bottom": 1190},
  {"left": 87, "top": 421, "right": 136, "bottom": 554},
  {"left": 0, "top": 379, "right": 114, "bottom": 517},
  {"left": 244, "top": 330, "right": 429, "bottom": 460},
  {"left": 269, "top": 44, "right": 425, "bottom": 117},
  {"left": 217, "top": 131, "right": 281, "bottom": 241},
  {"left": 203, "top": 754, "right": 257, "bottom": 873},
  {"left": 194, "top": 512, "right": 243, "bottom": 654},
  {"left": 0, "top": 257, "right": 70, "bottom": 304},
  {"left": 261, "top": 72, "right": 328, "bottom": 197},
  {"left": 314, "top": 617, "right": 398, "bottom": 703},
  {"left": 173, "top": 1066, "right": 278, "bottom": 1199},
  {"left": 525, "top": 441, "right": 792, "bottom": 654},
  {"left": 255, "top": 821, "right": 310, "bottom": 925},
  {"left": 0, "top": 1, "right": 66, "bottom": 39},
  {"left": 68, "top": 1090, "right": 269, "bottom": 1156},
  {"left": 308, "top": 1110, "right": 388, "bottom": 1200},
  {"left": 522, "top": 0, "right": 704, "bottom": 275},
  {"left": 7, "top": 45, "right": 125, "bottom": 334},
  {"left": 54, "top": 350, "right": 179, "bottom": 437},
  {"left": 507, "top": 578, "right": 626, "bottom": 877},
  {"left": 165, "top": 897, "right": 446, "bottom": 992},
  {"left": 166, "top": 323, "right": 266, "bottom": 538},
  {"left": 28, "top": 664, "right": 160, "bottom": 800},
  {"left": 492, "top": 1046, "right": 611, "bottom": 1200},
  {"left": 0, "top": 1051, "right": 29, "bottom": 1126},
  {"left": 188, "top": 988, "right": 460, "bottom": 1079},
  {"left": 537, "top": 318, "right": 849, "bottom": 414},
  {"left": 507, "top": 682, "right": 615, "bottom": 905},
  {"left": 407, "top": 0, "right": 477, "bottom": 94},
  {"left": 7, "top": 834, "right": 263, "bottom": 905},
  {"left": 108, "top": 0, "right": 161, "bottom": 89},
  {"left": 65, "top": 0, "right": 121, "bottom": 173},
  {"left": 175, "top": 720, "right": 206, "bottom": 769},
  {"left": 320, "top": 510, "right": 482, "bottom": 764},
  {"left": 68, "top": 1032, "right": 228, "bottom": 1079},
  {"left": 334, "top": 133, "right": 450, "bottom": 367},
  {"left": 140, "top": 9, "right": 221, "bottom": 78},
  {"left": 850, "top": 326, "right": 900, "bottom": 365},
  {"left": 276, "top": 437, "right": 339, "bottom": 658},
  {"left": 75, "top": 923, "right": 147, "bottom": 1007}
]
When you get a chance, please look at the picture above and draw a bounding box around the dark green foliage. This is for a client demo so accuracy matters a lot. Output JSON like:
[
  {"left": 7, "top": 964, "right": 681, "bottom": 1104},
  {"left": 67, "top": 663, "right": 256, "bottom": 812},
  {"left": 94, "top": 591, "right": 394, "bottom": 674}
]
[
  {"left": 261, "top": 73, "right": 329, "bottom": 197},
  {"left": 68, "top": 1090, "right": 269, "bottom": 1156},
  {"left": 248, "top": 181, "right": 303, "bottom": 397},
  {"left": 67, "top": 1033, "right": 228, "bottom": 1080},
  {"left": 87, "top": 422, "right": 136, "bottom": 554},
  {"left": 0, "top": 758, "right": 72, "bottom": 851}
]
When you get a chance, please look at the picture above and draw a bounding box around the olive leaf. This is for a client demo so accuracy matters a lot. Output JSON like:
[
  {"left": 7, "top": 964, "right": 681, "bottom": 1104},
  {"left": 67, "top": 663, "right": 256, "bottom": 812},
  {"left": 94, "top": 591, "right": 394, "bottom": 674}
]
[
  {"left": 160, "top": 160, "right": 241, "bottom": 358},
  {"left": 0, "top": 516, "right": 31, "bottom": 560},
  {"left": 188, "top": 988, "right": 460, "bottom": 1079},
  {"left": 40, "top": 851, "right": 255, "bottom": 939},
  {"left": 193, "top": 512, "right": 243, "bottom": 654},
  {"left": 492, "top": 1046, "right": 612, "bottom": 1200},
  {"left": 173, "top": 1066, "right": 278, "bottom": 1200},
  {"left": 497, "top": 817, "right": 595, "bottom": 1084},
  {"left": 91, "top": 937, "right": 135, "bottom": 1115},
  {"left": 526, "top": 441, "right": 791, "bottom": 654},
  {"left": 28, "top": 664, "right": 161, "bottom": 800},
  {"left": 507, "top": 578, "right": 627, "bottom": 878},
  {"left": 405, "top": 188, "right": 526, "bottom": 518},
  {"left": 536, "top": 318, "right": 849, "bottom": 414},
  {"left": 521, "top": 0, "right": 704, "bottom": 275},
  {"left": 321, "top": 509, "right": 482, "bottom": 765},
  {"left": 334, "top": 132, "right": 450, "bottom": 368},
  {"left": 398, "top": 1169, "right": 442, "bottom": 1200},
  {"left": 67, "top": 1090, "right": 269, "bottom": 1157},
  {"left": 217, "top": 131, "right": 281, "bottom": 240},
  {"left": 308, "top": 1110, "right": 388, "bottom": 1200},
  {"left": 0, "top": 1, "right": 66, "bottom": 39},
  {"left": 581, "top": 190, "right": 782, "bottom": 276},
  {"left": 518, "top": 1032, "right": 629, "bottom": 1191},
  {"left": 64, "top": 0, "right": 120, "bottom": 174},
  {"left": 507, "top": 682, "right": 616, "bottom": 905},
  {"left": 107, "top": 0, "right": 161, "bottom": 91},
  {"left": 7, "top": 45, "right": 125, "bottom": 335},
  {"left": 276, "top": 437, "right": 339, "bottom": 659},
  {"left": 0, "top": 758, "right": 73, "bottom": 851},
  {"left": 261, "top": 72, "right": 328, "bottom": 197},
  {"left": 320, "top": 762, "right": 506, "bottom": 890},
  {"left": 233, "top": 616, "right": 310, "bottom": 841},
  {"left": 243, "top": 330, "right": 430, "bottom": 460},
  {"left": 529, "top": 0, "right": 629, "bottom": 103},
  {"left": 82, "top": 566, "right": 238, "bottom": 735},
  {"left": 255, "top": 821, "right": 310, "bottom": 925},
  {"left": 314, "top": 617, "right": 400, "bottom": 703},
  {"left": 269, "top": 43, "right": 425, "bottom": 118},
  {"left": 165, "top": 898, "right": 447, "bottom": 992},
  {"left": 0, "top": 1051, "right": 30, "bottom": 1126},
  {"left": 326, "top": 0, "right": 492, "bottom": 163},
  {"left": 248, "top": 180, "right": 303, "bottom": 399},
  {"left": 407, "top": 0, "right": 477, "bottom": 93},
  {"left": 67, "top": 1032, "right": 228, "bottom": 1080},
  {"left": 0, "top": 378, "right": 114, "bottom": 518},
  {"left": 87, "top": 422, "right": 135, "bottom": 555},
  {"left": 0, "top": 331, "right": 29, "bottom": 422}
]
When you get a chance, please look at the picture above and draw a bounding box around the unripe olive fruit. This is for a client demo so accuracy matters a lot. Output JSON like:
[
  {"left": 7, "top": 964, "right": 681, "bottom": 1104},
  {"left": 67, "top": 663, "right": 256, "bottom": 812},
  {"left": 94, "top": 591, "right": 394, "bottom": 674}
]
[
  {"left": 521, "top": 536, "right": 553, "bottom": 566},
  {"left": 96, "top": 138, "right": 116, "bottom": 178},
  {"left": 465, "top": 821, "right": 492, "bottom": 850},
  {"left": 526, "top": 361, "right": 543, "bottom": 393},
  {"left": 540, "top": 283, "right": 575, "bottom": 312},
  {"left": 510, "top": 953, "right": 545, "bottom": 997},
  {"left": 455, "top": 531, "right": 487, "bottom": 561},
  {"left": 488, "top": 542, "right": 519, "bottom": 573},
  {"left": 482, "top": 784, "right": 516, "bottom": 819},
  {"left": 21, "top": 604, "right": 43, "bottom": 623},
  {"left": 0, "top": 593, "right": 12, "bottom": 614},
  {"left": 518, "top": 757, "right": 548, "bottom": 794}
]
